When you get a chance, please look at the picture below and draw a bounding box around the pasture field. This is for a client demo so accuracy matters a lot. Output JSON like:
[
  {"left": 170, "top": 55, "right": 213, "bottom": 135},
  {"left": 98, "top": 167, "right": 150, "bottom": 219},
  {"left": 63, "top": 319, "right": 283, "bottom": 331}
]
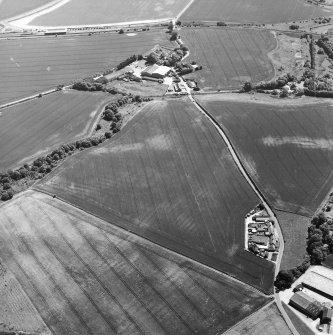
[
  {"left": 29, "top": 0, "right": 191, "bottom": 27},
  {"left": 0, "top": 0, "right": 52, "bottom": 21},
  {"left": 225, "top": 303, "right": 292, "bottom": 335},
  {"left": 0, "top": 90, "right": 112, "bottom": 171},
  {"left": 181, "top": 0, "right": 332, "bottom": 24},
  {"left": 0, "top": 30, "right": 173, "bottom": 104},
  {"left": 0, "top": 191, "right": 270, "bottom": 335},
  {"left": 36, "top": 98, "right": 275, "bottom": 293},
  {"left": 182, "top": 28, "right": 276, "bottom": 91},
  {"left": 197, "top": 95, "right": 333, "bottom": 216},
  {"left": 277, "top": 211, "right": 309, "bottom": 270}
]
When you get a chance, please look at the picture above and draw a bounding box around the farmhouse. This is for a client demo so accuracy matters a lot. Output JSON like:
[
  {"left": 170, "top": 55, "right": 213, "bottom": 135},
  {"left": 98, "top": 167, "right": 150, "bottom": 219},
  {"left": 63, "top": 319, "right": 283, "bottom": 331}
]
[
  {"left": 141, "top": 65, "right": 171, "bottom": 78},
  {"left": 289, "top": 291, "right": 322, "bottom": 319},
  {"left": 302, "top": 266, "right": 333, "bottom": 300}
]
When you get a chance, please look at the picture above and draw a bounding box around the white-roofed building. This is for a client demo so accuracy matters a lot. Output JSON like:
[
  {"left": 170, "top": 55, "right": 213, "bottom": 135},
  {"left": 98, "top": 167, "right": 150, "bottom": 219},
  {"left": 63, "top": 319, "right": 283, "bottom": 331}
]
[
  {"left": 302, "top": 266, "right": 333, "bottom": 300},
  {"left": 141, "top": 65, "right": 171, "bottom": 79}
]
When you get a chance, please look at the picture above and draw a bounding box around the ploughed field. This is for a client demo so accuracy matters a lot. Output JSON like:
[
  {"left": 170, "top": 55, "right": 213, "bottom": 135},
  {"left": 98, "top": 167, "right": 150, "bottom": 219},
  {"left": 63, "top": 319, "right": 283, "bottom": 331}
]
[
  {"left": 36, "top": 98, "right": 275, "bottom": 293},
  {"left": 182, "top": 28, "right": 276, "bottom": 91},
  {"left": 197, "top": 96, "right": 333, "bottom": 216},
  {"left": 0, "top": 31, "right": 172, "bottom": 105},
  {"left": 180, "top": 0, "right": 332, "bottom": 23},
  {"left": 0, "top": 0, "right": 52, "bottom": 21},
  {"left": 29, "top": 0, "right": 191, "bottom": 27},
  {"left": 0, "top": 191, "right": 269, "bottom": 335},
  {"left": 0, "top": 90, "right": 112, "bottom": 171}
]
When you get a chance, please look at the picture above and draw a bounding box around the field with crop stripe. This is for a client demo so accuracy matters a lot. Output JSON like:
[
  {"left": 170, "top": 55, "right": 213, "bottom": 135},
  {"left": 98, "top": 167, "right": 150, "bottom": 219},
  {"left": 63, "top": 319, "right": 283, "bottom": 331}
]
[
  {"left": 181, "top": 0, "right": 332, "bottom": 23},
  {"left": 182, "top": 28, "right": 276, "bottom": 91},
  {"left": 0, "top": 90, "right": 113, "bottom": 171},
  {"left": 197, "top": 96, "right": 333, "bottom": 216},
  {"left": 0, "top": 31, "right": 173, "bottom": 104},
  {"left": 0, "top": 0, "right": 52, "bottom": 21},
  {"left": 36, "top": 98, "right": 275, "bottom": 293},
  {"left": 29, "top": 0, "right": 191, "bottom": 27},
  {"left": 0, "top": 191, "right": 270, "bottom": 335}
]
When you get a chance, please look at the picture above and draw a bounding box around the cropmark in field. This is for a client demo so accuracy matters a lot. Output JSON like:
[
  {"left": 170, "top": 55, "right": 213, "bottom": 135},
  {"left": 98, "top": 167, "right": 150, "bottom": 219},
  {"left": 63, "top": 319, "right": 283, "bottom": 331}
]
[
  {"left": 181, "top": 28, "right": 276, "bottom": 91},
  {"left": 197, "top": 96, "right": 333, "bottom": 217},
  {"left": 27, "top": 0, "right": 192, "bottom": 27},
  {"left": 0, "top": 30, "right": 173, "bottom": 105},
  {"left": 0, "top": 90, "right": 113, "bottom": 171},
  {"left": 180, "top": 0, "right": 332, "bottom": 24},
  {"left": 36, "top": 98, "right": 275, "bottom": 293},
  {"left": 0, "top": 191, "right": 270, "bottom": 335}
]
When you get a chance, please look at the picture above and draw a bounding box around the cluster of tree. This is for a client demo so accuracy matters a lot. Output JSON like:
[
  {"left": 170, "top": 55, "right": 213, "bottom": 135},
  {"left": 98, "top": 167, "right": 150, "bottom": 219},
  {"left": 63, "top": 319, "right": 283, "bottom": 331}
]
[
  {"left": 217, "top": 21, "right": 227, "bottom": 26},
  {"left": 289, "top": 24, "right": 299, "bottom": 30},
  {"left": 275, "top": 211, "right": 333, "bottom": 291},
  {"left": 250, "top": 73, "right": 296, "bottom": 91},
  {"left": 170, "top": 30, "right": 179, "bottom": 41},
  {"left": 309, "top": 37, "right": 316, "bottom": 69},
  {"left": 304, "top": 89, "right": 333, "bottom": 97},
  {"left": 117, "top": 54, "right": 143, "bottom": 71},
  {"left": 147, "top": 48, "right": 186, "bottom": 67},
  {"left": 72, "top": 81, "right": 105, "bottom": 92},
  {"left": 274, "top": 261, "right": 310, "bottom": 291},
  {"left": 317, "top": 37, "right": 333, "bottom": 59}
]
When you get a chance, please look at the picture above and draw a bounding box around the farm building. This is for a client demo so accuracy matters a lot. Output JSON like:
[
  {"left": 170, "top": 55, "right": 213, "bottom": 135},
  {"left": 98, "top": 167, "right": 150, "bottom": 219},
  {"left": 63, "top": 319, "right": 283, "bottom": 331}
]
[
  {"left": 141, "top": 65, "right": 171, "bottom": 78},
  {"left": 321, "top": 307, "right": 333, "bottom": 324},
  {"left": 302, "top": 266, "right": 333, "bottom": 300},
  {"left": 289, "top": 291, "right": 322, "bottom": 319}
]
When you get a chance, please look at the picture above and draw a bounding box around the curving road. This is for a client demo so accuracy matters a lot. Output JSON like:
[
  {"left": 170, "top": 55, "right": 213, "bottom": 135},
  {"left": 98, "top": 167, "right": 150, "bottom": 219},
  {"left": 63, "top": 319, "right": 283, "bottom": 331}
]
[{"left": 180, "top": 79, "right": 299, "bottom": 334}]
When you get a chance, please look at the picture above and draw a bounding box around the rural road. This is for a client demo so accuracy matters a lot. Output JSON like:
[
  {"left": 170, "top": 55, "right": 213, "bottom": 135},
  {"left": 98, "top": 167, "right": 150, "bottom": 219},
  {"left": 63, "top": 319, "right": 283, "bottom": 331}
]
[{"left": 180, "top": 80, "right": 300, "bottom": 334}]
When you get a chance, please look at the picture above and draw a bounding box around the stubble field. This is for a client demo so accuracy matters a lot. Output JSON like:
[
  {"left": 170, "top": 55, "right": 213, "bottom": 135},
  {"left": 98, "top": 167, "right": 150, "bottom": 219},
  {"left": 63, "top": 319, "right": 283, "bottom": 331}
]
[
  {"left": 182, "top": 28, "right": 276, "bottom": 91},
  {"left": 36, "top": 98, "right": 275, "bottom": 293},
  {"left": 0, "top": 30, "right": 173, "bottom": 104},
  {"left": 181, "top": 0, "right": 332, "bottom": 23},
  {"left": 29, "top": 0, "right": 191, "bottom": 27},
  {"left": 198, "top": 96, "right": 333, "bottom": 216},
  {"left": 0, "top": 191, "right": 269, "bottom": 335},
  {"left": 0, "top": 90, "right": 112, "bottom": 171}
]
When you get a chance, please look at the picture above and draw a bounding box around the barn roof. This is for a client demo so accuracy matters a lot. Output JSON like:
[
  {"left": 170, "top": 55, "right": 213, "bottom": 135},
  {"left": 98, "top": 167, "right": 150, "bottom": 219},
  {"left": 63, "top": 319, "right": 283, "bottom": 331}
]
[{"left": 303, "top": 266, "right": 333, "bottom": 298}]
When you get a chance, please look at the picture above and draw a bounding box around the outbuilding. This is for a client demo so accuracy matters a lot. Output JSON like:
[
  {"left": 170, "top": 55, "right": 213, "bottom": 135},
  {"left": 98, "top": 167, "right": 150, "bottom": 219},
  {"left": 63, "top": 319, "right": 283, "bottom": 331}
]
[
  {"left": 321, "top": 307, "right": 333, "bottom": 324},
  {"left": 289, "top": 291, "right": 322, "bottom": 319},
  {"left": 141, "top": 65, "right": 171, "bottom": 79}
]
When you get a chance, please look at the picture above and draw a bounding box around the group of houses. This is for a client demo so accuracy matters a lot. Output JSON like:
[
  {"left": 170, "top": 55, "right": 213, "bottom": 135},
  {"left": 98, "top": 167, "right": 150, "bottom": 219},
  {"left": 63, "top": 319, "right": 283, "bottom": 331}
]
[{"left": 246, "top": 211, "right": 279, "bottom": 261}]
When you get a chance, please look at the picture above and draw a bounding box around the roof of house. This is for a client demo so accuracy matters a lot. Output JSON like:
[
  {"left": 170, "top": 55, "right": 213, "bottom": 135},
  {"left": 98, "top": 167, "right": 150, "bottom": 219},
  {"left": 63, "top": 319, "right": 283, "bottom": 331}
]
[
  {"left": 141, "top": 65, "right": 170, "bottom": 76},
  {"left": 142, "top": 64, "right": 159, "bottom": 75},
  {"left": 322, "top": 307, "right": 333, "bottom": 320},
  {"left": 302, "top": 266, "right": 333, "bottom": 298}
]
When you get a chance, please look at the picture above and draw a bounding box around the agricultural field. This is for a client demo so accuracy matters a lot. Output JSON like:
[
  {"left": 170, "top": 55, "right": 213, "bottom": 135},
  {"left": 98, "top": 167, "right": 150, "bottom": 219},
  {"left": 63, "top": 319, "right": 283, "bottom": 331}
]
[
  {"left": 277, "top": 211, "right": 309, "bottom": 271},
  {"left": 225, "top": 303, "right": 292, "bottom": 335},
  {"left": 0, "top": 90, "right": 112, "bottom": 171},
  {"left": 0, "top": 30, "right": 173, "bottom": 105},
  {"left": 0, "top": 190, "right": 270, "bottom": 335},
  {"left": 0, "top": 0, "right": 52, "bottom": 21},
  {"left": 197, "top": 95, "right": 333, "bottom": 216},
  {"left": 180, "top": 0, "right": 333, "bottom": 24},
  {"left": 36, "top": 98, "right": 275, "bottom": 293},
  {"left": 182, "top": 28, "right": 276, "bottom": 91},
  {"left": 28, "top": 0, "right": 191, "bottom": 27}
]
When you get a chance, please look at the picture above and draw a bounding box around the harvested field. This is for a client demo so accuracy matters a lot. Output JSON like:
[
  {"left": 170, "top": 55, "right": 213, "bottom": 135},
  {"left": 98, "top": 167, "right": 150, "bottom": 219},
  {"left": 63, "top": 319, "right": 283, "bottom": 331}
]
[
  {"left": 0, "top": 31, "right": 173, "bottom": 104},
  {"left": 0, "top": 261, "right": 51, "bottom": 334},
  {"left": 277, "top": 211, "right": 309, "bottom": 270},
  {"left": 0, "top": 191, "right": 270, "bottom": 335},
  {"left": 181, "top": 0, "right": 332, "bottom": 24},
  {"left": 0, "top": 0, "right": 52, "bottom": 21},
  {"left": 225, "top": 303, "right": 292, "bottom": 335},
  {"left": 197, "top": 96, "right": 333, "bottom": 216},
  {"left": 29, "top": 0, "right": 191, "bottom": 27},
  {"left": 0, "top": 90, "right": 112, "bottom": 171},
  {"left": 182, "top": 28, "right": 276, "bottom": 91},
  {"left": 36, "top": 98, "right": 275, "bottom": 293}
]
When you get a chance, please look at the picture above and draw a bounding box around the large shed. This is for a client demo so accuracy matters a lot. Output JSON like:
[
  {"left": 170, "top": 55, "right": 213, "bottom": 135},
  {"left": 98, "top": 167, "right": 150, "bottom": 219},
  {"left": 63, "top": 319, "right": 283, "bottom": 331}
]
[
  {"left": 289, "top": 291, "right": 322, "bottom": 319},
  {"left": 302, "top": 266, "right": 333, "bottom": 300},
  {"left": 141, "top": 65, "right": 170, "bottom": 79}
]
